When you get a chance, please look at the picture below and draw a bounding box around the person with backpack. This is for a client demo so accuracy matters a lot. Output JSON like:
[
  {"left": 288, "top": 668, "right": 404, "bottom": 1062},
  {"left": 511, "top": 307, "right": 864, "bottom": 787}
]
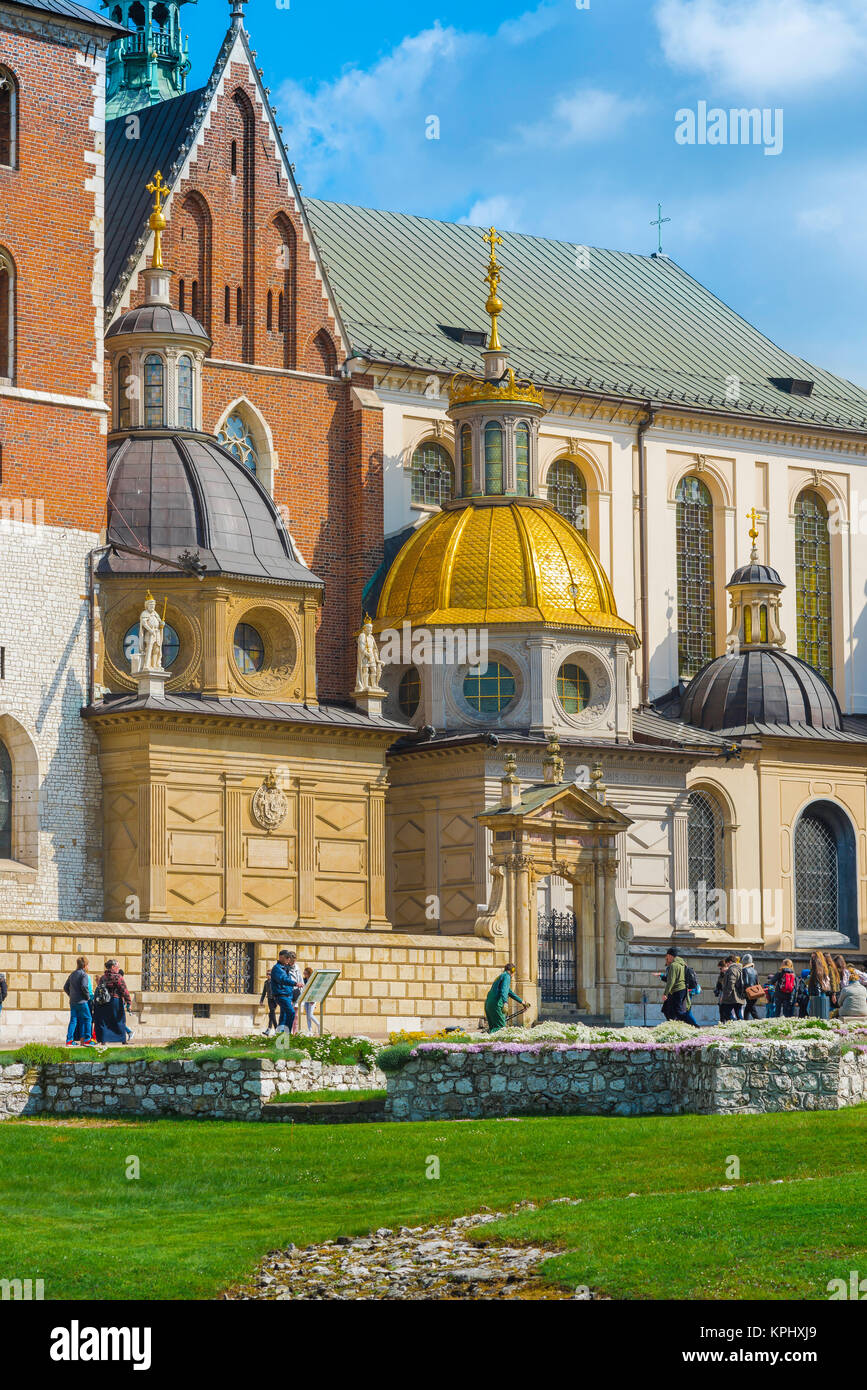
[
  {"left": 92, "top": 960, "right": 132, "bottom": 1044},
  {"left": 796, "top": 969, "right": 811, "bottom": 1018},
  {"left": 0, "top": 970, "right": 7, "bottom": 1024},
  {"left": 769, "top": 958, "right": 797, "bottom": 1018},
  {"left": 661, "top": 948, "right": 698, "bottom": 1024},
  {"left": 740, "top": 953, "right": 766, "bottom": 1019},
  {"left": 63, "top": 956, "right": 94, "bottom": 1046},
  {"left": 719, "top": 955, "right": 746, "bottom": 1022},
  {"left": 260, "top": 969, "right": 278, "bottom": 1036}
]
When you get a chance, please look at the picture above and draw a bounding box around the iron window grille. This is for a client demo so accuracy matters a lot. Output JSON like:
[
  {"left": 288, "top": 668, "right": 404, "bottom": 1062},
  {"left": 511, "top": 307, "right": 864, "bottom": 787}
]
[
  {"left": 676, "top": 475, "right": 716, "bottom": 680},
  {"left": 410, "top": 441, "right": 454, "bottom": 507},
  {"left": 142, "top": 939, "right": 255, "bottom": 994},
  {"left": 794, "top": 811, "right": 839, "bottom": 936},
  {"left": 794, "top": 489, "right": 833, "bottom": 686}
]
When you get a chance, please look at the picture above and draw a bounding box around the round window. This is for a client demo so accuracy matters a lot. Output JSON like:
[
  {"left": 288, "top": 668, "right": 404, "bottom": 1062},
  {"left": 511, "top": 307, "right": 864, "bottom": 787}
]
[
  {"left": 398, "top": 667, "right": 421, "bottom": 717},
  {"left": 557, "top": 661, "right": 591, "bottom": 713},
  {"left": 123, "top": 621, "right": 180, "bottom": 669},
  {"left": 233, "top": 622, "right": 265, "bottom": 673},
  {"left": 463, "top": 661, "right": 516, "bottom": 714}
]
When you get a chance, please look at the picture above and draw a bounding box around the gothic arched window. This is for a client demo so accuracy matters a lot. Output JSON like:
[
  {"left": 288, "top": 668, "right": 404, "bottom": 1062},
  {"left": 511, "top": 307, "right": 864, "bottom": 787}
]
[
  {"left": 0, "top": 67, "right": 17, "bottom": 168},
  {"left": 116, "top": 355, "right": 132, "bottom": 430},
  {"left": 546, "top": 458, "right": 587, "bottom": 533},
  {"left": 516, "top": 422, "right": 530, "bottom": 496},
  {"left": 795, "top": 489, "right": 832, "bottom": 686},
  {"left": 676, "top": 475, "right": 716, "bottom": 680},
  {"left": 177, "top": 355, "right": 193, "bottom": 431},
  {"left": 0, "top": 738, "right": 11, "bottom": 859},
  {"left": 219, "top": 413, "right": 259, "bottom": 474},
  {"left": 0, "top": 248, "right": 14, "bottom": 381},
  {"left": 686, "top": 789, "right": 724, "bottom": 925},
  {"left": 410, "top": 441, "right": 453, "bottom": 507},
  {"left": 143, "top": 353, "right": 165, "bottom": 427},
  {"left": 484, "top": 422, "right": 504, "bottom": 495},
  {"left": 461, "top": 425, "right": 473, "bottom": 496}
]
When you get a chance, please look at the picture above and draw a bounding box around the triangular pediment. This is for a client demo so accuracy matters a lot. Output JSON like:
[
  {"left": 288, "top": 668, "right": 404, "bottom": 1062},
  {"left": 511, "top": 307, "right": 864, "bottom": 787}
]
[{"left": 479, "top": 780, "right": 631, "bottom": 830}]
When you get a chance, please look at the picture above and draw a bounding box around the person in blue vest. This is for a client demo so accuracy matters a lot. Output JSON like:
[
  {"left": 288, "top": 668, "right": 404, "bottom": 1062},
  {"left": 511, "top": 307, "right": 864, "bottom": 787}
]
[
  {"left": 271, "top": 949, "right": 301, "bottom": 1034},
  {"left": 484, "top": 963, "right": 526, "bottom": 1032}
]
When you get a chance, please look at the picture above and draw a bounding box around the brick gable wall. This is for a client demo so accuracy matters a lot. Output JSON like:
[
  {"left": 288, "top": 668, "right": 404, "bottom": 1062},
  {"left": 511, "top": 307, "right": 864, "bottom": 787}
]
[{"left": 118, "top": 60, "right": 384, "bottom": 697}]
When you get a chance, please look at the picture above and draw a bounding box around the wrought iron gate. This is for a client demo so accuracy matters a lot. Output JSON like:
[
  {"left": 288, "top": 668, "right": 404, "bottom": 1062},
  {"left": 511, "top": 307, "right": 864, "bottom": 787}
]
[{"left": 538, "top": 909, "right": 577, "bottom": 1004}]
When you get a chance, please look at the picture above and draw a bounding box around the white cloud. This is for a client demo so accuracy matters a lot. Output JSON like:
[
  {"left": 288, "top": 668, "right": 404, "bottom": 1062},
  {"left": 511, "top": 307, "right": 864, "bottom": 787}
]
[
  {"left": 797, "top": 205, "right": 844, "bottom": 233},
  {"left": 498, "top": 3, "right": 561, "bottom": 45},
  {"left": 276, "top": 22, "right": 465, "bottom": 171},
  {"left": 459, "top": 196, "right": 527, "bottom": 232},
  {"left": 516, "top": 87, "right": 645, "bottom": 148},
  {"left": 655, "top": 0, "right": 867, "bottom": 93}
]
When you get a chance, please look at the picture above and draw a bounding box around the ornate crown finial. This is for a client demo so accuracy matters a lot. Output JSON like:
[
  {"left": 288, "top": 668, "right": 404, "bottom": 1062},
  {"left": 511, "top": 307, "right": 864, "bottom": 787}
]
[
  {"left": 483, "top": 226, "right": 504, "bottom": 351},
  {"left": 146, "top": 170, "right": 169, "bottom": 269}
]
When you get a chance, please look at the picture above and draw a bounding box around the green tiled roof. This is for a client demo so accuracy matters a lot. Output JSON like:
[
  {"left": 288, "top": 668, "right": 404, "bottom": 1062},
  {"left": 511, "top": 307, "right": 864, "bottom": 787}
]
[{"left": 305, "top": 199, "right": 867, "bottom": 433}]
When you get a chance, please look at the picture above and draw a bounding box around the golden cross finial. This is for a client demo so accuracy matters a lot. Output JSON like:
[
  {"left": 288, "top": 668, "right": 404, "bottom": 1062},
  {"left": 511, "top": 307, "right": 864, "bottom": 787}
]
[
  {"left": 483, "top": 226, "right": 504, "bottom": 351},
  {"left": 146, "top": 170, "right": 169, "bottom": 269},
  {"left": 747, "top": 507, "right": 759, "bottom": 541}
]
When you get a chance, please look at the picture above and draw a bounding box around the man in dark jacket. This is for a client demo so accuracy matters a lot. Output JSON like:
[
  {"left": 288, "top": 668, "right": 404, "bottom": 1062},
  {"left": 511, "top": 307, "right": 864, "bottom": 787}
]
[
  {"left": 271, "top": 950, "right": 299, "bottom": 1034},
  {"left": 720, "top": 955, "right": 746, "bottom": 1022},
  {"left": 63, "top": 956, "right": 93, "bottom": 1046},
  {"left": 0, "top": 970, "right": 7, "bottom": 1023}
]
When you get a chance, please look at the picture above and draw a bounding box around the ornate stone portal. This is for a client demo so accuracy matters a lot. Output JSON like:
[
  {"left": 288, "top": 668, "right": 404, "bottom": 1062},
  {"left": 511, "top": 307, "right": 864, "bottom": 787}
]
[{"left": 476, "top": 771, "right": 631, "bottom": 1024}]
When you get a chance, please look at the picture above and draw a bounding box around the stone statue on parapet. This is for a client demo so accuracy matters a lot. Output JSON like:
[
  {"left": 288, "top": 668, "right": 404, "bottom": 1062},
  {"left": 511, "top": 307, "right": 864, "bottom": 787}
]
[
  {"left": 354, "top": 616, "right": 385, "bottom": 694},
  {"left": 132, "top": 593, "right": 165, "bottom": 674}
]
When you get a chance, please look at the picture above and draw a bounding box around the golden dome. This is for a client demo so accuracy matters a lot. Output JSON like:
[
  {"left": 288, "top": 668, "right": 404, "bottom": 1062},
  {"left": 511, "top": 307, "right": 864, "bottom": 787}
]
[{"left": 375, "top": 498, "right": 637, "bottom": 634}]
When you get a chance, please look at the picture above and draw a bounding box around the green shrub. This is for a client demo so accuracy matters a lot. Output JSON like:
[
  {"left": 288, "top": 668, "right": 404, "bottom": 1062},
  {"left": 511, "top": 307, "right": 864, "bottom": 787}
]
[
  {"left": 279, "top": 1033, "right": 377, "bottom": 1066},
  {"left": 376, "top": 1042, "right": 415, "bottom": 1073}
]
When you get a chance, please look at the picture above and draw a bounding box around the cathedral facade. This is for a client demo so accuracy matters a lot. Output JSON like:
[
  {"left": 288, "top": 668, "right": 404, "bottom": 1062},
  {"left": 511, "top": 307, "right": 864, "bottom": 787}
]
[{"left": 0, "top": 0, "right": 865, "bottom": 1039}]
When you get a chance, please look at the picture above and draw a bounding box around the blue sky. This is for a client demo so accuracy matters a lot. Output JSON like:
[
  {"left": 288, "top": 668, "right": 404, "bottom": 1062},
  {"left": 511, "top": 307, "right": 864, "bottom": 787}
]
[{"left": 172, "top": 1, "right": 867, "bottom": 386}]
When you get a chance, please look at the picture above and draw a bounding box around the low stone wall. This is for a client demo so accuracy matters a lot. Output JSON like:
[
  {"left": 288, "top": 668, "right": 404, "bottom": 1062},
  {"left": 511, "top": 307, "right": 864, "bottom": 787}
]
[
  {"left": 0, "top": 1056, "right": 386, "bottom": 1122},
  {"left": 385, "top": 1041, "right": 867, "bottom": 1121}
]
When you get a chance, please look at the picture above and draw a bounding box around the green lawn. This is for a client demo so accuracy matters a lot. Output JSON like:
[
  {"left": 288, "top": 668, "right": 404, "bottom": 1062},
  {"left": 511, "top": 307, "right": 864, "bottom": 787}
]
[{"left": 2, "top": 1106, "right": 865, "bottom": 1300}]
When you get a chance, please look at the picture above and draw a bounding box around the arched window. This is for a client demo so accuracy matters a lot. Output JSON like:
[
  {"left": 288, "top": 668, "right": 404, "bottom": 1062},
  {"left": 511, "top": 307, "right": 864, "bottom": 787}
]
[
  {"left": 546, "top": 458, "right": 587, "bottom": 533},
  {"left": 410, "top": 441, "right": 453, "bottom": 507},
  {"left": 178, "top": 278, "right": 186, "bottom": 313},
  {"left": 686, "top": 789, "right": 724, "bottom": 926},
  {"left": 116, "top": 356, "right": 132, "bottom": 430},
  {"left": 273, "top": 214, "right": 297, "bottom": 367},
  {"left": 307, "top": 329, "right": 336, "bottom": 375},
  {"left": 0, "top": 67, "right": 18, "bottom": 168},
  {"left": 224, "top": 286, "right": 231, "bottom": 324},
  {"left": 795, "top": 489, "right": 832, "bottom": 686},
  {"left": 744, "top": 606, "right": 752, "bottom": 644},
  {"left": 177, "top": 355, "right": 193, "bottom": 431},
  {"left": 236, "top": 287, "right": 243, "bottom": 325},
  {"left": 0, "top": 248, "right": 14, "bottom": 381},
  {"left": 515, "top": 422, "right": 530, "bottom": 496},
  {"left": 266, "top": 290, "right": 273, "bottom": 331},
  {"left": 218, "top": 412, "right": 259, "bottom": 474},
  {"left": 398, "top": 667, "right": 421, "bottom": 717},
  {"left": 759, "top": 605, "right": 768, "bottom": 643},
  {"left": 794, "top": 802, "right": 857, "bottom": 942},
  {"left": 460, "top": 424, "right": 473, "bottom": 496},
  {"left": 0, "top": 738, "right": 11, "bottom": 859},
  {"left": 556, "top": 661, "right": 590, "bottom": 713},
  {"left": 484, "top": 422, "right": 504, "bottom": 495},
  {"left": 676, "top": 475, "right": 716, "bottom": 680},
  {"left": 143, "top": 354, "right": 164, "bottom": 427}
]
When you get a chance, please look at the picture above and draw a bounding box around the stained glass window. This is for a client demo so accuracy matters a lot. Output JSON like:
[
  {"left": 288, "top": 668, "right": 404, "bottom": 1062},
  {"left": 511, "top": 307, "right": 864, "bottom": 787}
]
[
  {"left": 218, "top": 414, "right": 259, "bottom": 474},
  {"left": 116, "top": 356, "right": 131, "bottom": 430},
  {"left": 398, "top": 667, "right": 421, "bottom": 717},
  {"left": 557, "top": 662, "right": 590, "bottom": 713},
  {"left": 0, "top": 69, "right": 16, "bottom": 168},
  {"left": 795, "top": 809, "right": 838, "bottom": 936},
  {"left": 516, "top": 422, "right": 530, "bottom": 496},
  {"left": 461, "top": 425, "right": 473, "bottom": 496},
  {"left": 546, "top": 459, "right": 587, "bottom": 534},
  {"left": 484, "top": 423, "right": 504, "bottom": 495},
  {"left": 676, "top": 475, "right": 716, "bottom": 680},
  {"left": 143, "top": 354, "right": 165, "bottom": 428},
  {"left": 795, "top": 489, "right": 832, "bottom": 686},
  {"left": 177, "top": 356, "right": 193, "bottom": 430},
  {"left": 233, "top": 622, "right": 265, "bottom": 673},
  {"left": 0, "top": 739, "right": 11, "bottom": 859},
  {"left": 686, "top": 790, "right": 723, "bottom": 924},
  {"left": 410, "top": 441, "right": 453, "bottom": 507},
  {"left": 463, "top": 661, "right": 516, "bottom": 714}
]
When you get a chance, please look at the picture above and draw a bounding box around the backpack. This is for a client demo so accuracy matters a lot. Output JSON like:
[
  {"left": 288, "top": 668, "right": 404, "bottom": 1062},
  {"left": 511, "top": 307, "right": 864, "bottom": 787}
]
[
  {"left": 93, "top": 980, "right": 112, "bottom": 1007},
  {"left": 779, "top": 970, "right": 795, "bottom": 995},
  {"left": 684, "top": 965, "right": 701, "bottom": 995}
]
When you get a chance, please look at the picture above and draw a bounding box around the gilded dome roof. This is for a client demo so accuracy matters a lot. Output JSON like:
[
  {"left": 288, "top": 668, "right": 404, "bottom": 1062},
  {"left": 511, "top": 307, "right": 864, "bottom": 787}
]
[{"left": 375, "top": 498, "right": 636, "bottom": 634}]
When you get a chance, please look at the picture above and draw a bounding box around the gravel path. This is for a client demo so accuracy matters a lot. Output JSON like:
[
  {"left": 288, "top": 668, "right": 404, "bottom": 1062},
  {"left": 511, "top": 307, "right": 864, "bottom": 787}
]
[{"left": 224, "top": 1201, "right": 603, "bottom": 1301}]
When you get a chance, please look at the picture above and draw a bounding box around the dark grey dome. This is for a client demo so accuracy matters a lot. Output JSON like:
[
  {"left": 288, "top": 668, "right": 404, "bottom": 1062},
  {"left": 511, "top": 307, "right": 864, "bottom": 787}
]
[
  {"left": 681, "top": 648, "right": 841, "bottom": 732},
  {"left": 100, "top": 433, "right": 320, "bottom": 587},
  {"left": 727, "top": 561, "right": 783, "bottom": 587},
  {"left": 106, "top": 304, "right": 209, "bottom": 341}
]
